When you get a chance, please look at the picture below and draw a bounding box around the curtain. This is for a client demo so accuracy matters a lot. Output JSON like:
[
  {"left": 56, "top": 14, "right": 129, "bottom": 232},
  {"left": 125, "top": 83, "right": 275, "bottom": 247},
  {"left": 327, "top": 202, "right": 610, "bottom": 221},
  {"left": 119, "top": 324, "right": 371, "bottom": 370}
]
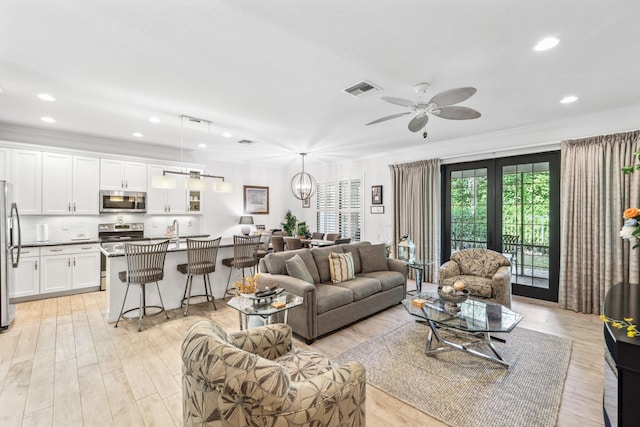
[
  {"left": 560, "top": 130, "right": 640, "bottom": 313},
  {"left": 390, "top": 159, "right": 440, "bottom": 282}
]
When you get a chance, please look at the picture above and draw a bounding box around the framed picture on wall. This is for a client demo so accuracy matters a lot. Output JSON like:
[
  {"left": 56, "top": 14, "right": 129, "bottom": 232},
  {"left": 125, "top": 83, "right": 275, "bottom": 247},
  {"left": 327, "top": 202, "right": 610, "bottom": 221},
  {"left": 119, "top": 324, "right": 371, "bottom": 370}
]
[
  {"left": 372, "top": 185, "right": 383, "bottom": 204},
  {"left": 302, "top": 198, "right": 311, "bottom": 208},
  {"left": 243, "top": 185, "right": 269, "bottom": 214}
]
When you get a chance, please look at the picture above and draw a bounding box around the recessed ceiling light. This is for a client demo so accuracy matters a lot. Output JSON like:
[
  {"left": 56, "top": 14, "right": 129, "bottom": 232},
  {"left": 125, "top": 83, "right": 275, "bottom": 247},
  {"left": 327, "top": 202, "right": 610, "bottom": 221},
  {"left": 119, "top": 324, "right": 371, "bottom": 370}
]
[
  {"left": 37, "top": 93, "right": 56, "bottom": 101},
  {"left": 560, "top": 95, "right": 578, "bottom": 104},
  {"left": 148, "top": 116, "right": 160, "bottom": 123},
  {"left": 198, "top": 143, "right": 207, "bottom": 148},
  {"left": 534, "top": 37, "right": 559, "bottom": 52},
  {"left": 222, "top": 132, "right": 232, "bottom": 138},
  {"left": 41, "top": 116, "right": 56, "bottom": 123},
  {"left": 132, "top": 132, "right": 144, "bottom": 138}
]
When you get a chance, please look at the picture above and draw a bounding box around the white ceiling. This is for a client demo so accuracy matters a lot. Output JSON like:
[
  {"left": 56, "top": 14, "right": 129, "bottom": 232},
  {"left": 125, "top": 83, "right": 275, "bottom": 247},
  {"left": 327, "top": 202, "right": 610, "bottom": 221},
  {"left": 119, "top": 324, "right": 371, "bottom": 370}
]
[{"left": 1, "top": 1, "right": 640, "bottom": 167}]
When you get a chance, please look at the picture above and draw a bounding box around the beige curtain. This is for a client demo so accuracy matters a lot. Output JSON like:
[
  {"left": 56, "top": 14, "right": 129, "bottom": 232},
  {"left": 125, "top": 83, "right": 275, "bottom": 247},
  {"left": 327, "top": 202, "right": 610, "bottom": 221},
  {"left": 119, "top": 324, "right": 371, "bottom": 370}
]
[
  {"left": 560, "top": 130, "right": 640, "bottom": 313},
  {"left": 390, "top": 159, "right": 440, "bottom": 282}
]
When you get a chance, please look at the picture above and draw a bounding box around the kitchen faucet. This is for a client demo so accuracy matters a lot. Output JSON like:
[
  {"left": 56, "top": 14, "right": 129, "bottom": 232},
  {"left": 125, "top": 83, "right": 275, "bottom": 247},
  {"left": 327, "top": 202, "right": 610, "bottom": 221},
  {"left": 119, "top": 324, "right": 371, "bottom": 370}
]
[{"left": 172, "top": 219, "right": 179, "bottom": 242}]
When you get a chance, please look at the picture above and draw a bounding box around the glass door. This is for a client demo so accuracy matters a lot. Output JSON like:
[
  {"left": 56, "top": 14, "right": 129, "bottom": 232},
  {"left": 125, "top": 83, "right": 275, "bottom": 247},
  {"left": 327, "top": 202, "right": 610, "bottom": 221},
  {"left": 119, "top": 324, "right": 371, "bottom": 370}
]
[{"left": 443, "top": 152, "right": 560, "bottom": 302}]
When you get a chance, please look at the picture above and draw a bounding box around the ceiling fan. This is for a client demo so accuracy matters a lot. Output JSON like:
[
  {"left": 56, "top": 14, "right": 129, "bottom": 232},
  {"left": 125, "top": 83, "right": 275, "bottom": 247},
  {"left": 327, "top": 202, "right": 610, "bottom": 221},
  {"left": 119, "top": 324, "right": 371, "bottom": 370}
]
[{"left": 366, "top": 83, "right": 481, "bottom": 136}]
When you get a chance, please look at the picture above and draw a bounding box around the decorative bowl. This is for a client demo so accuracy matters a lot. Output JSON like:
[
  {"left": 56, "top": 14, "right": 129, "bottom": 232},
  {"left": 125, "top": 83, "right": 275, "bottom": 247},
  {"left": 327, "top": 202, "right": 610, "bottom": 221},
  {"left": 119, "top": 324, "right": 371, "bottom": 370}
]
[{"left": 438, "top": 287, "right": 469, "bottom": 311}]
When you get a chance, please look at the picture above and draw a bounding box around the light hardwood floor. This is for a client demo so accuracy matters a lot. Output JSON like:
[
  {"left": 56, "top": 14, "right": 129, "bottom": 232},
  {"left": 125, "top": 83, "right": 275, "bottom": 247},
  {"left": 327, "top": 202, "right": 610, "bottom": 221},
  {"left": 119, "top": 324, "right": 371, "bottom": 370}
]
[{"left": 0, "top": 282, "right": 605, "bottom": 427}]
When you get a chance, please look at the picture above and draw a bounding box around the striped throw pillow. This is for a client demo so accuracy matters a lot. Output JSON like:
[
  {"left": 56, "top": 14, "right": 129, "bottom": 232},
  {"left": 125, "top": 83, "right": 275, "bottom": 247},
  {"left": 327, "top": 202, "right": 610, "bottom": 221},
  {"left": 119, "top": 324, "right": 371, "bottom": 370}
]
[{"left": 329, "top": 252, "right": 355, "bottom": 284}]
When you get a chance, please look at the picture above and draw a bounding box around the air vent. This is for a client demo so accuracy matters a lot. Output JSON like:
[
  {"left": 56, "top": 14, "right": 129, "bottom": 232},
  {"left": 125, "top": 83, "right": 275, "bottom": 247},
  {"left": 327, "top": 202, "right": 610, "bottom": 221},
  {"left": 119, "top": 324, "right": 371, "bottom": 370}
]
[
  {"left": 237, "top": 139, "right": 257, "bottom": 145},
  {"left": 343, "top": 80, "right": 381, "bottom": 98}
]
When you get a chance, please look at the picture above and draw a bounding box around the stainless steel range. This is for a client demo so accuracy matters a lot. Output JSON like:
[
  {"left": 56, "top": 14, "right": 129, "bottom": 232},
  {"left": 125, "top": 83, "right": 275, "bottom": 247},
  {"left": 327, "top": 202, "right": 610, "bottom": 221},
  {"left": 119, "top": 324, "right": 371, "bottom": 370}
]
[{"left": 99, "top": 223, "right": 149, "bottom": 290}]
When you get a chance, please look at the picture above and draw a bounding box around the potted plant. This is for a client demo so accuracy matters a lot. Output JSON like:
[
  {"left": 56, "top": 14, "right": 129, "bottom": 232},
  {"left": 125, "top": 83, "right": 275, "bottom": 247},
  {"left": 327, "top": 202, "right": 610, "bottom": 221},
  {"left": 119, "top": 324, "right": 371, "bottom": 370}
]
[
  {"left": 281, "top": 210, "right": 298, "bottom": 236},
  {"left": 297, "top": 221, "right": 310, "bottom": 239}
]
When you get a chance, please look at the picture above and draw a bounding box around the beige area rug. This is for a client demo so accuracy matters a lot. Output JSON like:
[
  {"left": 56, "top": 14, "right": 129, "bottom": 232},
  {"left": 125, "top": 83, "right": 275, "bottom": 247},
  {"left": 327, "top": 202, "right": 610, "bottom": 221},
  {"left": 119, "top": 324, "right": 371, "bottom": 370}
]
[{"left": 334, "top": 321, "right": 572, "bottom": 427}]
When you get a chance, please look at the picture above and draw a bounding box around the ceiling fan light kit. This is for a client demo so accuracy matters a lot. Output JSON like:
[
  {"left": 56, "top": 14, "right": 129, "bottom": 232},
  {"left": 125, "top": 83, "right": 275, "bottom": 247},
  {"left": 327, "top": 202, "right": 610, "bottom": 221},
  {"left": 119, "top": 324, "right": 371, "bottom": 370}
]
[{"left": 366, "top": 82, "right": 481, "bottom": 137}]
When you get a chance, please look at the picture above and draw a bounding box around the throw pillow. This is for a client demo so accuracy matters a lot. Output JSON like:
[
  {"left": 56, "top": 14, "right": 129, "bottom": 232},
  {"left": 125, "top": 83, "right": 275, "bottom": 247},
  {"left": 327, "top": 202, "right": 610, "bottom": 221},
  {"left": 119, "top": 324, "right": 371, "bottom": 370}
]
[
  {"left": 359, "top": 243, "right": 389, "bottom": 273},
  {"left": 328, "top": 252, "right": 355, "bottom": 284},
  {"left": 285, "top": 254, "right": 314, "bottom": 284}
]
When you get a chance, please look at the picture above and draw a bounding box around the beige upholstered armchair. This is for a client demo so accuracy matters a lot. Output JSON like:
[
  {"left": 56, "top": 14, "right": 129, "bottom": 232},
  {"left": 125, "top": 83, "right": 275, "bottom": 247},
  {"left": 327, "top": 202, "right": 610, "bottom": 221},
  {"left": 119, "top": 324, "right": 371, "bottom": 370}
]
[
  {"left": 182, "top": 320, "right": 366, "bottom": 427},
  {"left": 439, "top": 248, "right": 512, "bottom": 308}
]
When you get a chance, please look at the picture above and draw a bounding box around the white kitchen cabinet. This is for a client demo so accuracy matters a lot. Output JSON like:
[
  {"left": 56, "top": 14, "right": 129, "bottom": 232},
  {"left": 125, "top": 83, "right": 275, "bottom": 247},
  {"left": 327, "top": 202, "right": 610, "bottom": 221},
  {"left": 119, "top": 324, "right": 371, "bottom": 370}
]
[
  {"left": 10, "top": 248, "right": 40, "bottom": 298},
  {"left": 39, "top": 244, "right": 100, "bottom": 294},
  {"left": 147, "top": 164, "right": 187, "bottom": 214},
  {"left": 0, "top": 147, "right": 11, "bottom": 181},
  {"left": 12, "top": 149, "right": 42, "bottom": 214},
  {"left": 100, "top": 159, "right": 147, "bottom": 191},
  {"left": 42, "top": 153, "right": 100, "bottom": 215}
]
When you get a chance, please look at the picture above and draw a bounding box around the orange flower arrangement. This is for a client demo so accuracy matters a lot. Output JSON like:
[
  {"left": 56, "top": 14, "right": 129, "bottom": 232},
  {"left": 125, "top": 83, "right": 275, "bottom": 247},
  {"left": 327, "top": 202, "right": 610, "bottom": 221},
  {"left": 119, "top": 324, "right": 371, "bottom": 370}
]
[{"left": 620, "top": 207, "right": 640, "bottom": 248}]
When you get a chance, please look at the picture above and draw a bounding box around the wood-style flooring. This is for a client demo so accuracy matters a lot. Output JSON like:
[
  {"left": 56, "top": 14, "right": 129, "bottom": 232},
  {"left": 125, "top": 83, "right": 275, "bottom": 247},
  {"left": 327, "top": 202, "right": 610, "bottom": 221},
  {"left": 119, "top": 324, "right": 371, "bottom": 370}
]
[{"left": 0, "top": 282, "right": 605, "bottom": 426}]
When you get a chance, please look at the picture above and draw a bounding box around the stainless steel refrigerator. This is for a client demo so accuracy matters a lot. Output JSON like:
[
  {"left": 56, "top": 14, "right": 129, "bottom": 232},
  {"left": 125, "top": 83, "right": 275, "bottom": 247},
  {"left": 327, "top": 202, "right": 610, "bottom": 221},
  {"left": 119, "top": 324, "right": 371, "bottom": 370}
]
[{"left": 1, "top": 181, "right": 21, "bottom": 329}]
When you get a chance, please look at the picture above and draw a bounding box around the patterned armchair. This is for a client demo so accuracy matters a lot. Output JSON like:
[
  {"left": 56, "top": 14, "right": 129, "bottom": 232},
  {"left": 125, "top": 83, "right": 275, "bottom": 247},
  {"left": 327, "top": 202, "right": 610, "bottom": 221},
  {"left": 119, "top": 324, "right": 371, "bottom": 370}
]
[
  {"left": 439, "top": 248, "right": 512, "bottom": 308},
  {"left": 182, "top": 320, "right": 366, "bottom": 427}
]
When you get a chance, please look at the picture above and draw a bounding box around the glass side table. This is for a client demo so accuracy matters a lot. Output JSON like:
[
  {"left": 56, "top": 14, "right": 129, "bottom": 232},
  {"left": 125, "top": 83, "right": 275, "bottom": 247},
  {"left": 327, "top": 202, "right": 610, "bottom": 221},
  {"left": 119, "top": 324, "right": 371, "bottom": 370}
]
[
  {"left": 406, "top": 260, "right": 435, "bottom": 294},
  {"left": 227, "top": 291, "right": 303, "bottom": 330}
]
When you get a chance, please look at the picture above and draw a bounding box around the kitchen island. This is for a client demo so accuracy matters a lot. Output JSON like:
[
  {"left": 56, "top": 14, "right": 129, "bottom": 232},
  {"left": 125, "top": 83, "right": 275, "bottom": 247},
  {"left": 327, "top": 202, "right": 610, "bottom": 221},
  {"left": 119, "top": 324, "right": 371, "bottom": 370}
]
[{"left": 100, "top": 237, "right": 235, "bottom": 323}]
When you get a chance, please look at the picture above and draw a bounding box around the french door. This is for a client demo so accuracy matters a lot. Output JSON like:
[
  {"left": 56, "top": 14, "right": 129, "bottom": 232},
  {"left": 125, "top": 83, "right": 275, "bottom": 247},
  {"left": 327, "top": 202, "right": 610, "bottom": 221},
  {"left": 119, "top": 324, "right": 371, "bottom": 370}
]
[{"left": 442, "top": 152, "right": 560, "bottom": 302}]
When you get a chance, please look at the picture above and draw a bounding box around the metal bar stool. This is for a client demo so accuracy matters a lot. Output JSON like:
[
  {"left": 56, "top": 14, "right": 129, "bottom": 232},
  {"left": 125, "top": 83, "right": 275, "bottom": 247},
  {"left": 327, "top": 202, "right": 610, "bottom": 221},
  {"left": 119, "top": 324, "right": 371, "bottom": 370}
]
[
  {"left": 222, "top": 235, "right": 260, "bottom": 296},
  {"left": 115, "top": 240, "right": 170, "bottom": 331},
  {"left": 177, "top": 237, "right": 221, "bottom": 316}
]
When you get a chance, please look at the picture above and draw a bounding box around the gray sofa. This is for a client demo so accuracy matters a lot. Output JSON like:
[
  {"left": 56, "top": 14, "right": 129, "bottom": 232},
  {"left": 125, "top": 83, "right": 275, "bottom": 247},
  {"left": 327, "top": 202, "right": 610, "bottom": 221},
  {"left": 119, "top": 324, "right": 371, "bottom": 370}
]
[{"left": 258, "top": 242, "right": 407, "bottom": 343}]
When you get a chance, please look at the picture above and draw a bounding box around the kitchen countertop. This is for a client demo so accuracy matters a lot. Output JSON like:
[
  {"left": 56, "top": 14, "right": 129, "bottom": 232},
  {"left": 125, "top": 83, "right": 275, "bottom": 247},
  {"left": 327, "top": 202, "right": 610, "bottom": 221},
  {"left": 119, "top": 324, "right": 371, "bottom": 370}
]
[
  {"left": 100, "top": 236, "right": 234, "bottom": 257},
  {"left": 22, "top": 238, "right": 100, "bottom": 248}
]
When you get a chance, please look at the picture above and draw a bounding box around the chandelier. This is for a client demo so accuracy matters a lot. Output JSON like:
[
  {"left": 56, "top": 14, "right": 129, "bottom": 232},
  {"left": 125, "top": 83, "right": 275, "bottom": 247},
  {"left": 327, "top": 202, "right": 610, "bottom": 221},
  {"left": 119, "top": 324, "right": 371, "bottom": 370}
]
[{"left": 290, "top": 153, "right": 316, "bottom": 200}]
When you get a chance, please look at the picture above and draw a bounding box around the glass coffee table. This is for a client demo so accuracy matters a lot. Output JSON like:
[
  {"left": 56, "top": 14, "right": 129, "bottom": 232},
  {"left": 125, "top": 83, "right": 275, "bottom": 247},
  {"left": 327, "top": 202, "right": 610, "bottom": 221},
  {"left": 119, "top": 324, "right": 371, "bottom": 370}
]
[
  {"left": 402, "top": 291, "right": 523, "bottom": 367},
  {"left": 227, "top": 291, "right": 303, "bottom": 330}
]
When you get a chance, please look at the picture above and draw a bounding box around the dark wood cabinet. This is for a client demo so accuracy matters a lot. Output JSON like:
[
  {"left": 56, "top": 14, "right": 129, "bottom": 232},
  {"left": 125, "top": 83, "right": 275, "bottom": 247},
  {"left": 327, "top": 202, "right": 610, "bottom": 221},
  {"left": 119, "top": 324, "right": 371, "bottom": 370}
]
[{"left": 603, "top": 283, "right": 640, "bottom": 427}]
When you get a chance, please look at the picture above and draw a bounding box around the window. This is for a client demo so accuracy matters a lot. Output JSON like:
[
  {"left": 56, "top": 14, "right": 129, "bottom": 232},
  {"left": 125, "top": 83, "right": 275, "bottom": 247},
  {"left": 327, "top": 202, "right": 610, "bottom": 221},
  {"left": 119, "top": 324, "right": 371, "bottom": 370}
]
[{"left": 317, "top": 177, "right": 361, "bottom": 240}]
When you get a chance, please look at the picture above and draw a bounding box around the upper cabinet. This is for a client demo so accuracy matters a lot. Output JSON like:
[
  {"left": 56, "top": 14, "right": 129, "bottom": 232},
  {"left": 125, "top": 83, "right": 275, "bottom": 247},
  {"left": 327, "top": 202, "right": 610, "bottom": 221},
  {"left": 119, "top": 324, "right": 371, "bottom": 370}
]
[
  {"left": 12, "top": 149, "right": 42, "bottom": 214},
  {"left": 0, "top": 147, "right": 11, "bottom": 181},
  {"left": 146, "top": 164, "right": 187, "bottom": 214},
  {"left": 42, "top": 152, "right": 99, "bottom": 215},
  {"left": 100, "top": 159, "right": 147, "bottom": 191}
]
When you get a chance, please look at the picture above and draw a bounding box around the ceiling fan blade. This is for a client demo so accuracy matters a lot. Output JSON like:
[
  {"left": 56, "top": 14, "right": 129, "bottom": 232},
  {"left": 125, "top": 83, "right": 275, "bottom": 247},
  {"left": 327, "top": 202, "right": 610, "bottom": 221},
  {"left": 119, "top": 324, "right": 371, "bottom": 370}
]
[
  {"left": 428, "top": 87, "right": 477, "bottom": 107},
  {"left": 408, "top": 114, "right": 429, "bottom": 132},
  {"left": 366, "top": 111, "right": 411, "bottom": 126},
  {"left": 381, "top": 96, "right": 417, "bottom": 108},
  {"left": 433, "top": 106, "right": 481, "bottom": 120}
]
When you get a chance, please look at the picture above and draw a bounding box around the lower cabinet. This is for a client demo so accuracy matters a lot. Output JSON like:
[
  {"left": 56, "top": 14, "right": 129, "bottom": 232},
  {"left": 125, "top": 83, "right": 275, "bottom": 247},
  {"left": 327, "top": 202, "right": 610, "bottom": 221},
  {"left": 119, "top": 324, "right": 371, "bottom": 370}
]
[
  {"left": 12, "top": 244, "right": 100, "bottom": 298},
  {"left": 12, "top": 248, "right": 40, "bottom": 298}
]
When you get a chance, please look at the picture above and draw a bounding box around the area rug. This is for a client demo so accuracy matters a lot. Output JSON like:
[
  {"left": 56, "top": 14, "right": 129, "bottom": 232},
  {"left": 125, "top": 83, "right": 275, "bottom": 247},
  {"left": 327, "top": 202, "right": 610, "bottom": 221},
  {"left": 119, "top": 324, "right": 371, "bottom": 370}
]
[{"left": 333, "top": 321, "right": 572, "bottom": 427}]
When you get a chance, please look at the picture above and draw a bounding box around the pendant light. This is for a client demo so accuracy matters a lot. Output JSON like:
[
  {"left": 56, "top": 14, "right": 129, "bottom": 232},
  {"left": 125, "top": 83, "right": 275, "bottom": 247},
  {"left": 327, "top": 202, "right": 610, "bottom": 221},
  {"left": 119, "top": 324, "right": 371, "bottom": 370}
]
[
  {"left": 151, "top": 115, "right": 233, "bottom": 192},
  {"left": 290, "top": 153, "right": 316, "bottom": 200}
]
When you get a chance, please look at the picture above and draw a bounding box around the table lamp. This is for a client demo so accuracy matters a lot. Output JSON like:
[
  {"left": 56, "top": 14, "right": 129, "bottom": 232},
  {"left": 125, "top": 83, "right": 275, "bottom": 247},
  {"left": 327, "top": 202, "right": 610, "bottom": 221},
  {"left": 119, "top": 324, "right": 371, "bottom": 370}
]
[{"left": 239, "top": 216, "right": 254, "bottom": 235}]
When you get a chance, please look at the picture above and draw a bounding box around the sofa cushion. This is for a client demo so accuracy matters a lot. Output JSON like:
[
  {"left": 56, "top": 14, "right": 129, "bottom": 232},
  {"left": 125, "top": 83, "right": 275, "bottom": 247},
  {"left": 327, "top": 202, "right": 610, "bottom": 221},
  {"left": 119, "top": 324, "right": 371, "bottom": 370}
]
[
  {"left": 441, "top": 275, "right": 493, "bottom": 298},
  {"left": 334, "top": 277, "right": 382, "bottom": 301},
  {"left": 315, "top": 283, "right": 354, "bottom": 314},
  {"left": 329, "top": 252, "right": 355, "bottom": 284},
  {"left": 312, "top": 246, "right": 345, "bottom": 283},
  {"left": 263, "top": 249, "right": 321, "bottom": 283},
  {"left": 358, "top": 243, "right": 389, "bottom": 273},
  {"left": 357, "top": 270, "right": 405, "bottom": 292},
  {"left": 285, "top": 254, "right": 314, "bottom": 284},
  {"left": 340, "top": 242, "right": 370, "bottom": 274}
]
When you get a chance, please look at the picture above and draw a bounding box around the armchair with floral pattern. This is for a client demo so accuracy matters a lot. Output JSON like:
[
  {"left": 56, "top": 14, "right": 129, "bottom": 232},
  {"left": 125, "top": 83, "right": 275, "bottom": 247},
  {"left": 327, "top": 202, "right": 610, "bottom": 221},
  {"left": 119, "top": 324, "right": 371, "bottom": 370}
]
[
  {"left": 182, "top": 320, "right": 366, "bottom": 427},
  {"left": 439, "top": 248, "right": 512, "bottom": 308}
]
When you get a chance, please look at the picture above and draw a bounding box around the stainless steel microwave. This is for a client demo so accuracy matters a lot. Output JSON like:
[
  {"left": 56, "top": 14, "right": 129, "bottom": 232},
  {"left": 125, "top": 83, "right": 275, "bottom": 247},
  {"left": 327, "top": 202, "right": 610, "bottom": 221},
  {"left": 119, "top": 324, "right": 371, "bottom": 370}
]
[{"left": 99, "top": 190, "right": 147, "bottom": 213}]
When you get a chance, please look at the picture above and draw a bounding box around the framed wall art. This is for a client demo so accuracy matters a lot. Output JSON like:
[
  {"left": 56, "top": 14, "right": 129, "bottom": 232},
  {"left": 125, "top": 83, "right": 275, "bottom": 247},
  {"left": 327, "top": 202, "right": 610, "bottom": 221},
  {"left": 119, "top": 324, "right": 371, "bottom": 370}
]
[
  {"left": 371, "top": 185, "right": 383, "bottom": 205},
  {"left": 243, "top": 185, "right": 269, "bottom": 214}
]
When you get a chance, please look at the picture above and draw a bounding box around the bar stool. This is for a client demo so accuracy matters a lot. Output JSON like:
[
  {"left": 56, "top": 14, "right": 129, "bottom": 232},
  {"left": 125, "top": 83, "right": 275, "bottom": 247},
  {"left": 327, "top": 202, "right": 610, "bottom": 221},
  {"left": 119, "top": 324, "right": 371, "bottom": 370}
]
[
  {"left": 256, "top": 232, "right": 272, "bottom": 260},
  {"left": 222, "top": 235, "right": 260, "bottom": 296},
  {"left": 177, "top": 237, "right": 221, "bottom": 316},
  {"left": 115, "top": 240, "right": 170, "bottom": 331}
]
